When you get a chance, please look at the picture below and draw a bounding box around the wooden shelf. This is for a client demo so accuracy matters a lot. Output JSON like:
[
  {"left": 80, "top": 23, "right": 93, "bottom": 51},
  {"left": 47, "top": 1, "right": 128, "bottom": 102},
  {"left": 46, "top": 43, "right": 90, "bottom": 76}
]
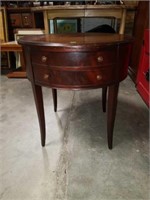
[
  {"left": 7, "top": 71, "right": 27, "bottom": 78},
  {"left": 1, "top": 41, "right": 26, "bottom": 78}
]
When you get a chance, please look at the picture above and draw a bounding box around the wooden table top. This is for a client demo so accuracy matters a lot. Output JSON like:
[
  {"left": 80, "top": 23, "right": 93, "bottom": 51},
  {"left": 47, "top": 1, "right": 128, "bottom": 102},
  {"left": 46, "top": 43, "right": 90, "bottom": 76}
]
[{"left": 18, "top": 33, "right": 133, "bottom": 48}]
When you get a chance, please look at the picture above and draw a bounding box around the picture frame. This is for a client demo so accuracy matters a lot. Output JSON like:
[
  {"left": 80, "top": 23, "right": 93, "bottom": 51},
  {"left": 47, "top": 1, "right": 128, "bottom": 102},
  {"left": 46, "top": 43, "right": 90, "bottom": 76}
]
[{"left": 55, "top": 19, "right": 79, "bottom": 33}]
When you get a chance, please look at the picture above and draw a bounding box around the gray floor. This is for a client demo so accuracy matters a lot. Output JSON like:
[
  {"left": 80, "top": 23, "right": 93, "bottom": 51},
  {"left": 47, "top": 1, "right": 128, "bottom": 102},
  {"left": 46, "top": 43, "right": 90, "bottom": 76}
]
[{"left": 0, "top": 75, "right": 149, "bottom": 200}]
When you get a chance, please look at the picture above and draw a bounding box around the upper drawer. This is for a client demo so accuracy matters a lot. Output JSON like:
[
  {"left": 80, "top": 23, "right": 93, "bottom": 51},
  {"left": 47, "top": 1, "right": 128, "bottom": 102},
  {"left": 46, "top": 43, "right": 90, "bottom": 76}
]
[
  {"left": 31, "top": 47, "right": 117, "bottom": 67},
  {"left": 31, "top": 51, "right": 49, "bottom": 66}
]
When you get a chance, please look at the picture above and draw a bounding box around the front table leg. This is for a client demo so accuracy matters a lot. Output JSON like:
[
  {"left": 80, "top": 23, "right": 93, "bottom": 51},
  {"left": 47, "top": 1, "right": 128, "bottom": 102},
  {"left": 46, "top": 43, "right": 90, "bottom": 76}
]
[
  {"left": 107, "top": 83, "right": 119, "bottom": 149},
  {"left": 31, "top": 83, "right": 46, "bottom": 147}
]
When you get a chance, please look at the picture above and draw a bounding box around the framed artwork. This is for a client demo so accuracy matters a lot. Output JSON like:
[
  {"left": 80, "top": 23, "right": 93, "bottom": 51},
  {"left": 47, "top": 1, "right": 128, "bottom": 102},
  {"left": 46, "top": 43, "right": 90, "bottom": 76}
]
[{"left": 55, "top": 19, "right": 78, "bottom": 33}]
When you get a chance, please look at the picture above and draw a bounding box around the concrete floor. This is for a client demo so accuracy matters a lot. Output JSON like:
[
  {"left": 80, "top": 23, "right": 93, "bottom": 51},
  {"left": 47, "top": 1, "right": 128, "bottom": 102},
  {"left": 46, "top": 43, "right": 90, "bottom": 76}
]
[{"left": 0, "top": 75, "right": 149, "bottom": 200}]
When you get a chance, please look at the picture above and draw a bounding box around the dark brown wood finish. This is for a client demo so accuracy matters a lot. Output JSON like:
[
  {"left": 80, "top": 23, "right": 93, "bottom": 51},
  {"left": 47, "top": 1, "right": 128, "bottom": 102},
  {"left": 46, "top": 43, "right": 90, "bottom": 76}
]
[
  {"left": 19, "top": 33, "right": 132, "bottom": 47},
  {"left": 18, "top": 33, "right": 132, "bottom": 149}
]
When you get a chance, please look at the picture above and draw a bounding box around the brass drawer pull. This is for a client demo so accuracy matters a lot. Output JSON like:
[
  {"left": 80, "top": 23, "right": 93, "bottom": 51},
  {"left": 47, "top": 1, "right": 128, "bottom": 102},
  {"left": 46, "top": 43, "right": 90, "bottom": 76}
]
[
  {"left": 97, "top": 56, "right": 103, "bottom": 62},
  {"left": 97, "top": 75, "right": 102, "bottom": 80},
  {"left": 41, "top": 56, "right": 47, "bottom": 62},
  {"left": 44, "top": 74, "right": 49, "bottom": 79}
]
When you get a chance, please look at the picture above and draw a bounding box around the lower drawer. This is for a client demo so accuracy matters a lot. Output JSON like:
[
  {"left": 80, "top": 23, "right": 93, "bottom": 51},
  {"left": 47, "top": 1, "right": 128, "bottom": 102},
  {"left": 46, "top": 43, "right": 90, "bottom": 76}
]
[{"left": 33, "top": 66, "right": 115, "bottom": 88}]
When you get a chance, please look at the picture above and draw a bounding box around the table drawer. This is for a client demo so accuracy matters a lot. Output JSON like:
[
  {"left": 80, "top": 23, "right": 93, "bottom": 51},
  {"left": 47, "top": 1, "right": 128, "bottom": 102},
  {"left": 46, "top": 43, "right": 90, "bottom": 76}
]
[
  {"left": 33, "top": 66, "right": 115, "bottom": 88},
  {"left": 31, "top": 51, "right": 49, "bottom": 66},
  {"left": 31, "top": 47, "right": 117, "bottom": 67}
]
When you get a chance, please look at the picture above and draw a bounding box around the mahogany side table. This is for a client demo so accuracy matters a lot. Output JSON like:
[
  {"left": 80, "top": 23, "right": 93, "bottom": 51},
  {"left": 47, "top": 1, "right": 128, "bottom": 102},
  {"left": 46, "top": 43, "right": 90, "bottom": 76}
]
[{"left": 19, "top": 33, "right": 132, "bottom": 149}]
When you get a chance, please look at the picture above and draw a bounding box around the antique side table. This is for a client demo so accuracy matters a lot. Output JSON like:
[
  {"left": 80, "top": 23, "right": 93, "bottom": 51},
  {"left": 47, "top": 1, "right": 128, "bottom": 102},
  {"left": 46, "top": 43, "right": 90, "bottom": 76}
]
[{"left": 19, "top": 33, "right": 133, "bottom": 149}]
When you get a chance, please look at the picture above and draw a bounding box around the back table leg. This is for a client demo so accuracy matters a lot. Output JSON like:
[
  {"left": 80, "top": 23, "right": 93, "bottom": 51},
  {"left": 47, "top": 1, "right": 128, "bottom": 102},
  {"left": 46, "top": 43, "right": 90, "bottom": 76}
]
[
  {"left": 102, "top": 87, "right": 107, "bottom": 112},
  {"left": 107, "top": 83, "right": 119, "bottom": 149},
  {"left": 31, "top": 84, "right": 46, "bottom": 147},
  {"left": 52, "top": 89, "right": 57, "bottom": 112}
]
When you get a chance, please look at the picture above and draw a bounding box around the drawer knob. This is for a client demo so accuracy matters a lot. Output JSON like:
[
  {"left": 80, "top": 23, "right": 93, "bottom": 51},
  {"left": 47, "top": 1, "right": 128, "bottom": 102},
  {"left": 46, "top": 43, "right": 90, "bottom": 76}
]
[
  {"left": 97, "top": 56, "right": 103, "bottom": 62},
  {"left": 97, "top": 75, "right": 102, "bottom": 80},
  {"left": 44, "top": 74, "right": 49, "bottom": 79},
  {"left": 41, "top": 56, "right": 47, "bottom": 62}
]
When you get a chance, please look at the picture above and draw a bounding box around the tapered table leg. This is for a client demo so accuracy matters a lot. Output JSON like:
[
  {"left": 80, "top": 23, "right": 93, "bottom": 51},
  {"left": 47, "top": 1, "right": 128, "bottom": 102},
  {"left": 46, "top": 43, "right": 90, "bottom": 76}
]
[
  {"left": 52, "top": 89, "right": 57, "bottom": 112},
  {"left": 102, "top": 87, "right": 107, "bottom": 112},
  {"left": 107, "top": 84, "right": 119, "bottom": 149},
  {"left": 31, "top": 84, "right": 46, "bottom": 147}
]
